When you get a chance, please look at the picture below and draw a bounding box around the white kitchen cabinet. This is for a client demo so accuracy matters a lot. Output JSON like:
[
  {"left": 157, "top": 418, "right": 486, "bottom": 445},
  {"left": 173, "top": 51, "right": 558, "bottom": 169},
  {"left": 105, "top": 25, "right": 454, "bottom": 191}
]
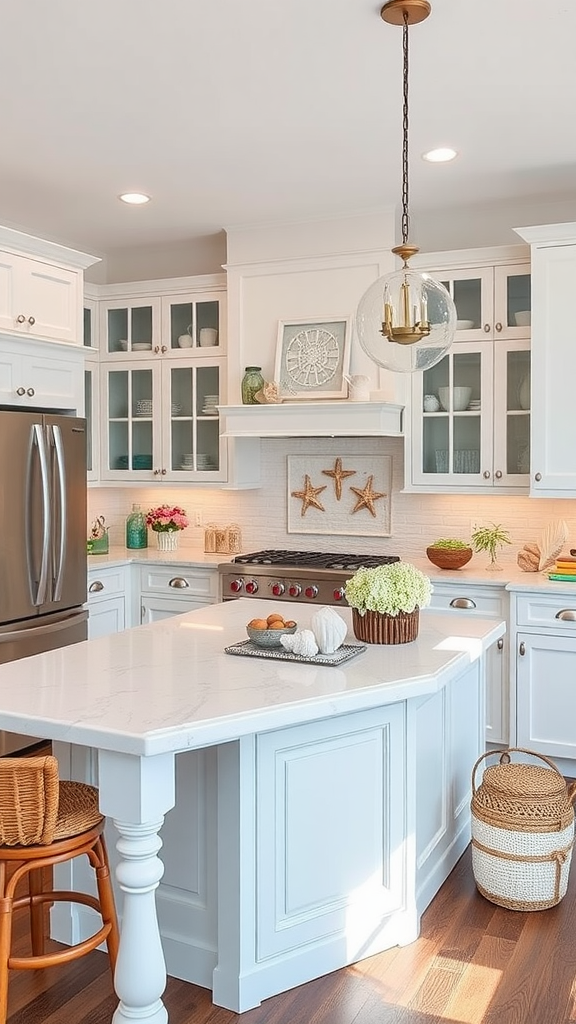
[
  {"left": 0, "top": 337, "right": 84, "bottom": 413},
  {"left": 99, "top": 281, "right": 224, "bottom": 358},
  {"left": 0, "top": 226, "right": 97, "bottom": 346},
  {"left": 139, "top": 563, "right": 218, "bottom": 624},
  {"left": 428, "top": 581, "right": 509, "bottom": 745},
  {"left": 515, "top": 224, "right": 576, "bottom": 496},
  {"left": 513, "top": 590, "right": 576, "bottom": 763},
  {"left": 87, "top": 565, "right": 128, "bottom": 638},
  {"left": 99, "top": 355, "right": 226, "bottom": 482},
  {"left": 406, "top": 247, "right": 531, "bottom": 494}
]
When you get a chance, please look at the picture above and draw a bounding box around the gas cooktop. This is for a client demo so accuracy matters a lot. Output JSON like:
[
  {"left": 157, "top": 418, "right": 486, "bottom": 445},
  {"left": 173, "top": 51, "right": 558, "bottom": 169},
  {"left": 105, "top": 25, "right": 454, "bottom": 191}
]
[{"left": 231, "top": 550, "right": 400, "bottom": 572}]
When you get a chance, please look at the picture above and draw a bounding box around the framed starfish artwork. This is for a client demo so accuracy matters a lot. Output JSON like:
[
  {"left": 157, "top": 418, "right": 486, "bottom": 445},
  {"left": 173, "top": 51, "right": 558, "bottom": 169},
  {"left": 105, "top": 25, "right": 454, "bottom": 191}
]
[
  {"left": 274, "top": 316, "right": 352, "bottom": 400},
  {"left": 287, "top": 455, "right": 392, "bottom": 536}
]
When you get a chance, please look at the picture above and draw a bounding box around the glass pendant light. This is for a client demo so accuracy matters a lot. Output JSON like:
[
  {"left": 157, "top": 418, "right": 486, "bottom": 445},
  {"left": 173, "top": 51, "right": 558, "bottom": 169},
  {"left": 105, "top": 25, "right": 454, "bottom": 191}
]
[{"left": 356, "top": 0, "right": 456, "bottom": 374}]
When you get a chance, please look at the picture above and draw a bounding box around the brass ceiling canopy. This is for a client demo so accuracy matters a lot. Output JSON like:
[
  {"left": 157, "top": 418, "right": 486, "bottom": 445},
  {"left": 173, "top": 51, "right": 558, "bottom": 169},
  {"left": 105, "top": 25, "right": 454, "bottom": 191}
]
[{"left": 380, "top": 0, "right": 431, "bottom": 27}]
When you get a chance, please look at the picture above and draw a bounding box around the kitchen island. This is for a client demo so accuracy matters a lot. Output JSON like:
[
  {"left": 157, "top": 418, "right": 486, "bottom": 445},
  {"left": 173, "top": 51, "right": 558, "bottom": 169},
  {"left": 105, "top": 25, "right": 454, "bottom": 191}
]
[{"left": 0, "top": 598, "right": 505, "bottom": 1024}]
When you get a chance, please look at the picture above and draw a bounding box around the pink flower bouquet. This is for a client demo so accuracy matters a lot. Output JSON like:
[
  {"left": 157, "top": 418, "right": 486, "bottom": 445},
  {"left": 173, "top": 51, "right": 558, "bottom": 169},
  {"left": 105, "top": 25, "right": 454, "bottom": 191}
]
[{"left": 146, "top": 504, "right": 189, "bottom": 533}]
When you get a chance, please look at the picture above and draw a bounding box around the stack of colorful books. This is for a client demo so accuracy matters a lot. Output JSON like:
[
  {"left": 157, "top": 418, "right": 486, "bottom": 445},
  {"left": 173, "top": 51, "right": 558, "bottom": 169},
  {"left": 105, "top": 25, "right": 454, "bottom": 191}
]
[{"left": 548, "top": 555, "right": 576, "bottom": 581}]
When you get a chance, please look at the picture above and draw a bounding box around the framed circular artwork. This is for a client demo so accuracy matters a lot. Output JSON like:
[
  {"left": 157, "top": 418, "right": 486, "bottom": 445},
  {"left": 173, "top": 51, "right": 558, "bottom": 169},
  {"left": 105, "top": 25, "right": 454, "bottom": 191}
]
[{"left": 275, "top": 317, "right": 352, "bottom": 399}]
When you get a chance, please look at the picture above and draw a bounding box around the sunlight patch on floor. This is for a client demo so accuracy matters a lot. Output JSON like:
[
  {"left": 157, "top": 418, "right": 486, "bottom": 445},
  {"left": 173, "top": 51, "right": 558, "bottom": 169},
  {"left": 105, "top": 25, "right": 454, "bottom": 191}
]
[{"left": 442, "top": 960, "right": 503, "bottom": 1023}]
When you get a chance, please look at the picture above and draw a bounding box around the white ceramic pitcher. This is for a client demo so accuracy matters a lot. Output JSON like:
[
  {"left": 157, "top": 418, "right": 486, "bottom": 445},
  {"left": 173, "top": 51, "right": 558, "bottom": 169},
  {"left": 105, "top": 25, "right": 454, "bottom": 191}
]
[{"left": 344, "top": 374, "right": 370, "bottom": 402}]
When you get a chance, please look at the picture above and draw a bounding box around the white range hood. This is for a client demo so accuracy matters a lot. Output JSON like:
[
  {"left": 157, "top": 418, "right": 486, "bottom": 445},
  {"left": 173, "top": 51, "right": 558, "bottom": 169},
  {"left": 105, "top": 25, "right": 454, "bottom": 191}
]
[{"left": 220, "top": 401, "right": 404, "bottom": 438}]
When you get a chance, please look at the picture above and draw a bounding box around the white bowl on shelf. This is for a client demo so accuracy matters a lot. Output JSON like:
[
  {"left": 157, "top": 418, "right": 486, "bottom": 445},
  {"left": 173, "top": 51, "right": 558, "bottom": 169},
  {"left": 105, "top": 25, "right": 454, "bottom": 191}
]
[
  {"left": 514, "top": 310, "right": 531, "bottom": 327},
  {"left": 456, "top": 319, "right": 474, "bottom": 330},
  {"left": 133, "top": 342, "right": 152, "bottom": 351},
  {"left": 118, "top": 339, "right": 128, "bottom": 350},
  {"left": 438, "top": 386, "right": 472, "bottom": 411}
]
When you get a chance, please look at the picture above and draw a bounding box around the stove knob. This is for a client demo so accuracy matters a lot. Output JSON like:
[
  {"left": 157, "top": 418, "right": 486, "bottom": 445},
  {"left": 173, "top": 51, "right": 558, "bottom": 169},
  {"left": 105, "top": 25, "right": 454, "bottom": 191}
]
[
  {"left": 333, "top": 587, "right": 345, "bottom": 602},
  {"left": 229, "top": 579, "right": 243, "bottom": 594},
  {"left": 288, "top": 583, "right": 302, "bottom": 598},
  {"left": 271, "top": 582, "right": 285, "bottom": 597},
  {"left": 245, "top": 579, "right": 259, "bottom": 595},
  {"left": 304, "top": 585, "right": 319, "bottom": 600}
]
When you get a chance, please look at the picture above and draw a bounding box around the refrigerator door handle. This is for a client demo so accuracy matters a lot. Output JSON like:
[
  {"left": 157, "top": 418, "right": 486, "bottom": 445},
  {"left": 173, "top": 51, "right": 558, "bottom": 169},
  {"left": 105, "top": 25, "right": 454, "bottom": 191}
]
[
  {"left": 28, "top": 424, "right": 51, "bottom": 606},
  {"left": 51, "top": 424, "right": 67, "bottom": 603}
]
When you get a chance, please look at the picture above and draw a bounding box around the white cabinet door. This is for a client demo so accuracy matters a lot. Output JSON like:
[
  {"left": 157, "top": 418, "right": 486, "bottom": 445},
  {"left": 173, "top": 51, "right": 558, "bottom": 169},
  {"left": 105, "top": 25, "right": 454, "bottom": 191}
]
[
  {"left": 88, "top": 596, "right": 126, "bottom": 639},
  {"left": 428, "top": 582, "right": 509, "bottom": 745},
  {"left": 0, "top": 338, "right": 84, "bottom": 412},
  {"left": 138, "top": 563, "right": 218, "bottom": 624},
  {"left": 0, "top": 250, "right": 81, "bottom": 345},
  {"left": 529, "top": 241, "right": 576, "bottom": 495},
  {"left": 516, "top": 631, "right": 576, "bottom": 759},
  {"left": 140, "top": 595, "right": 209, "bottom": 624}
]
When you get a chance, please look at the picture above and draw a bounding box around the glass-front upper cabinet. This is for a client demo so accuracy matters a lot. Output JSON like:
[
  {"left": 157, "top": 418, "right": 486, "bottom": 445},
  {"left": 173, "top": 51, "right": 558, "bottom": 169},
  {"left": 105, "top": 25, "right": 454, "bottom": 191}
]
[
  {"left": 83, "top": 298, "right": 99, "bottom": 350},
  {"left": 411, "top": 335, "right": 530, "bottom": 491},
  {"left": 435, "top": 263, "right": 531, "bottom": 341},
  {"left": 161, "top": 292, "right": 223, "bottom": 354},
  {"left": 101, "top": 299, "right": 160, "bottom": 356},
  {"left": 100, "top": 356, "right": 226, "bottom": 482}
]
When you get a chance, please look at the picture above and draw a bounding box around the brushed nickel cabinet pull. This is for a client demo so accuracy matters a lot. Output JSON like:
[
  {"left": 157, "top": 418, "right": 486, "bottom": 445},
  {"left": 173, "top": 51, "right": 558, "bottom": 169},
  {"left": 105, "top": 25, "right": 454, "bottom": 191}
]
[
  {"left": 89, "top": 580, "right": 104, "bottom": 593},
  {"left": 169, "top": 577, "right": 189, "bottom": 589},
  {"left": 495, "top": 470, "right": 502, "bottom": 479},
  {"left": 16, "top": 314, "right": 26, "bottom": 324},
  {"left": 495, "top": 322, "right": 502, "bottom": 332},
  {"left": 519, "top": 641, "right": 526, "bottom": 656},
  {"left": 449, "top": 597, "right": 476, "bottom": 609},
  {"left": 555, "top": 609, "right": 576, "bottom": 621},
  {"left": 535, "top": 472, "right": 542, "bottom": 482},
  {"left": 484, "top": 324, "right": 490, "bottom": 333},
  {"left": 26, "top": 388, "right": 35, "bottom": 397},
  {"left": 28, "top": 316, "right": 35, "bottom": 325},
  {"left": 16, "top": 387, "right": 25, "bottom": 396},
  {"left": 497, "top": 638, "right": 504, "bottom": 650},
  {"left": 483, "top": 470, "right": 491, "bottom": 479}
]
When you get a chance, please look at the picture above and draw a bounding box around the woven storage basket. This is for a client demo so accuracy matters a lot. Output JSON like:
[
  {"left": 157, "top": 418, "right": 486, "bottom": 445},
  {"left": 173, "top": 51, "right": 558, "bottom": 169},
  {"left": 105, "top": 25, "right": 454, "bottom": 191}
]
[
  {"left": 471, "top": 748, "right": 576, "bottom": 911},
  {"left": 351, "top": 608, "right": 419, "bottom": 645}
]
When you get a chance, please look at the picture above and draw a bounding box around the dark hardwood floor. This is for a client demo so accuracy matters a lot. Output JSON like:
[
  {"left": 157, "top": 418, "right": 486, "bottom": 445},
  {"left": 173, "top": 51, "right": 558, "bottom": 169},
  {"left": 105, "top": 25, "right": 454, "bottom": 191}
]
[{"left": 6, "top": 843, "right": 576, "bottom": 1024}]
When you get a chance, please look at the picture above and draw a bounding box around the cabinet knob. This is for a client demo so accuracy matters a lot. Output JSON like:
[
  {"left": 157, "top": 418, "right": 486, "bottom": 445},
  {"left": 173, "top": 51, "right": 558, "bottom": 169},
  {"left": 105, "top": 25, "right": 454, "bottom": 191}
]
[
  {"left": 519, "top": 641, "right": 526, "bottom": 656},
  {"left": 169, "top": 577, "right": 189, "bottom": 589},
  {"left": 89, "top": 580, "right": 104, "bottom": 593},
  {"left": 161, "top": 345, "right": 167, "bottom": 354},
  {"left": 497, "top": 637, "right": 504, "bottom": 650},
  {"left": 535, "top": 472, "right": 542, "bottom": 482},
  {"left": 495, "top": 470, "right": 502, "bottom": 479},
  {"left": 153, "top": 468, "right": 161, "bottom": 475},
  {"left": 154, "top": 346, "right": 161, "bottom": 354},
  {"left": 28, "top": 316, "right": 35, "bottom": 325},
  {"left": 161, "top": 468, "right": 167, "bottom": 475},
  {"left": 449, "top": 597, "right": 477, "bottom": 609},
  {"left": 16, "top": 387, "right": 26, "bottom": 396},
  {"left": 484, "top": 323, "right": 491, "bottom": 333},
  {"left": 495, "top": 322, "right": 503, "bottom": 332},
  {"left": 555, "top": 609, "right": 576, "bottom": 621},
  {"left": 16, "top": 314, "right": 26, "bottom": 324},
  {"left": 26, "top": 388, "right": 35, "bottom": 397},
  {"left": 483, "top": 470, "right": 491, "bottom": 479}
]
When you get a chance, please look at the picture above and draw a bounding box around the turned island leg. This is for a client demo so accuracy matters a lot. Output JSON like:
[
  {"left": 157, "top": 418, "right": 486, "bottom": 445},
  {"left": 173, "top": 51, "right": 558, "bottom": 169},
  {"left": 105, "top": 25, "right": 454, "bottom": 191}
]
[{"left": 98, "top": 749, "right": 177, "bottom": 1024}]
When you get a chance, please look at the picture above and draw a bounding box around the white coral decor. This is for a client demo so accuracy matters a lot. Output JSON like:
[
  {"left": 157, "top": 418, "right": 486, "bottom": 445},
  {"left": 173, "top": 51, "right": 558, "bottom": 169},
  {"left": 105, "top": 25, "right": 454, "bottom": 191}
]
[{"left": 345, "top": 561, "right": 432, "bottom": 617}]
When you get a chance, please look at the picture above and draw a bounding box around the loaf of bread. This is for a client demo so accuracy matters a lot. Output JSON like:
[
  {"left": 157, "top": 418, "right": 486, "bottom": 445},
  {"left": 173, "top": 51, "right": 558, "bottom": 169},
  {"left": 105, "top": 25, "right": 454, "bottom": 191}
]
[{"left": 517, "top": 543, "right": 541, "bottom": 572}]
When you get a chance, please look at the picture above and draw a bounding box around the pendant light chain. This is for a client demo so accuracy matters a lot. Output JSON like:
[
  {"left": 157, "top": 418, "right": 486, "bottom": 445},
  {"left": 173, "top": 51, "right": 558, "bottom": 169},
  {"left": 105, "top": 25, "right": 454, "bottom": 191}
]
[{"left": 401, "top": 10, "right": 410, "bottom": 246}]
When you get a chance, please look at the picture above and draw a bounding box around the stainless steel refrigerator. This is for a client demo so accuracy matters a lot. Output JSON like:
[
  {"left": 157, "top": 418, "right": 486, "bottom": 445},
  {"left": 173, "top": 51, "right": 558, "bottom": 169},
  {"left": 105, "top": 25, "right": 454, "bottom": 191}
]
[{"left": 0, "top": 409, "right": 88, "bottom": 755}]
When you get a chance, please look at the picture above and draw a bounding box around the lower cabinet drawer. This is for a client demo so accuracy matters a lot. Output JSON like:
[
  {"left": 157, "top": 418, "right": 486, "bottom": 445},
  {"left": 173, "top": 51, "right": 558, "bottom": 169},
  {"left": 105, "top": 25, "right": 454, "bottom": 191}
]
[
  {"left": 516, "top": 594, "right": 576, "bottom": 629},
  {"left": 139, "top": 565, "right": 218, "bottom": 602},
  {"left": 429, "top": 584, "right": 505, "bottom": 617}
]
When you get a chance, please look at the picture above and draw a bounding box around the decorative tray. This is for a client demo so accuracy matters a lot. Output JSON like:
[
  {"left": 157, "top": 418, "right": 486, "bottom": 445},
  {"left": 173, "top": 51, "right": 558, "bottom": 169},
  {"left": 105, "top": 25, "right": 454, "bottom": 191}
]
[{"left": 224, "top": 640, "right": 366, "bottom": 667}]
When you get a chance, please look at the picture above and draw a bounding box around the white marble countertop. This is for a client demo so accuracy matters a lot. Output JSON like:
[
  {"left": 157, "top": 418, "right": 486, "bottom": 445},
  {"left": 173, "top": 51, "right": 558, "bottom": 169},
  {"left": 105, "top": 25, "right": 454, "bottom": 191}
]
[
  {"left": 0, "top": 599, "right": 504, "bottom": 757},
  {"left": 88, "top": 546, "right": 225, "bottom": 570}
]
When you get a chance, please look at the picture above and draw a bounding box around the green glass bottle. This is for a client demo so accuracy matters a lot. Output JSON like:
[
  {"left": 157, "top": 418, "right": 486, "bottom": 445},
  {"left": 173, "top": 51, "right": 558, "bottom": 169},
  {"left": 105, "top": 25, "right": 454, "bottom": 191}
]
[
  {"left": 126, "top": 503, "right": 148, "bottom": 549},
  {"left": 241, "top": 366, "right": 264, "bottom": 405}
]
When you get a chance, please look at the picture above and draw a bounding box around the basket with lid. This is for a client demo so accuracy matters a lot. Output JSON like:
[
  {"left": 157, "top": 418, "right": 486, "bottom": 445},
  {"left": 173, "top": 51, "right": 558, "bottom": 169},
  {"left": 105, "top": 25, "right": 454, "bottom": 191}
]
[{"left": 471, "top": 747, "right": 576, "bottom": 910}]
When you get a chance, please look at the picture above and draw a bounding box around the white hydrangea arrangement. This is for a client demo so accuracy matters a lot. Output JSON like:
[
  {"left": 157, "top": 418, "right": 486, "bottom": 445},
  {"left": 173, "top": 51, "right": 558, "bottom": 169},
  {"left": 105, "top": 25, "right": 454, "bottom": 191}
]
[{"left": 345, "top": 561, "right": 432, "bottom": 617}]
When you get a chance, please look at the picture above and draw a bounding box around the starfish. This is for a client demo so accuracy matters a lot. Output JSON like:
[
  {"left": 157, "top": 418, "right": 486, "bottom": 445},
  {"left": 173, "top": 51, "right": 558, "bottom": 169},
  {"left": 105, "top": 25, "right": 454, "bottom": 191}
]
[
  {"left": 291, "top": 474, "right": 327, "bottom": 516},
  {"left": 350, "top": 475, "right": 387, "bottom": 518},
  {"left": 322, "top": 457, "right": 356, "bottom": 501}
]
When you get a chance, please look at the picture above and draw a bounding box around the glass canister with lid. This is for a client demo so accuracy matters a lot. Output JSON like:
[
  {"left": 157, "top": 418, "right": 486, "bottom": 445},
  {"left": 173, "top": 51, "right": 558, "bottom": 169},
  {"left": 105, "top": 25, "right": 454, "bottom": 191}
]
[{"left": 241, "top": 366, "right": 264, "bottom": 405}]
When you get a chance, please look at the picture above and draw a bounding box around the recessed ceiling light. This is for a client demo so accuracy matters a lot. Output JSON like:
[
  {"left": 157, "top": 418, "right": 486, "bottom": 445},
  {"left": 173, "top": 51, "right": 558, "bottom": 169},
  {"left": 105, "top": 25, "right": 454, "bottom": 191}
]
[
  {"left": 118, "top": 192, "right": 151, "bottom": 205},
  {"left": 422, "top": 148, "right": 458, "bottom": 163}
]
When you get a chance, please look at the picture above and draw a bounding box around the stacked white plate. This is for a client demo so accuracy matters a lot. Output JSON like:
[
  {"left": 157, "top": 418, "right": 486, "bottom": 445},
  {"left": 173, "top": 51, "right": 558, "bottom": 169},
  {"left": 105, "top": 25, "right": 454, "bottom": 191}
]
[
  {"left": 135, "top": 399, "right": 153, "bottom": 416},
  {"left": 202, "top": 395, "right": 218, "bottom": 415},
  {"left": 196, "top": 453, "right": 216, "bottom": 470},
  {"left": 180, "top": 454, "right": 194, "bottom": 470}
]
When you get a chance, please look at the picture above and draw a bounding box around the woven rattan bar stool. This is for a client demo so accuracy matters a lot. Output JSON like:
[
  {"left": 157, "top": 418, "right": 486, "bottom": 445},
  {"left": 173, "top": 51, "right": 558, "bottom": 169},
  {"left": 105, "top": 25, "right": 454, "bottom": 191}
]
[{"left": 0, "top": 755, "right": 119, "bottom": 1023}]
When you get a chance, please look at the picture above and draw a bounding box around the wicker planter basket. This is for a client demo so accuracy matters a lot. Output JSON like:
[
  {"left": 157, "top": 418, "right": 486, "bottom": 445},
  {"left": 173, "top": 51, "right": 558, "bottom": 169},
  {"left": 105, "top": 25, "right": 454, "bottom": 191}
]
[
  {"left": 351, "top": 607, "right": 419, "bottom": 645},
  {"left": 471, "top": 748, "right": 576, "bottom": 911}
]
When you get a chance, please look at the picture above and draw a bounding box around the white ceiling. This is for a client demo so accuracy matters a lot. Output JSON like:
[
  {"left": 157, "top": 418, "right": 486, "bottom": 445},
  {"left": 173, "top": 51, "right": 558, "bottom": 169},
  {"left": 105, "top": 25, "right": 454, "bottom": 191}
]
[{"left": 1, "top": 0, "right": 575, "bottom": 259}]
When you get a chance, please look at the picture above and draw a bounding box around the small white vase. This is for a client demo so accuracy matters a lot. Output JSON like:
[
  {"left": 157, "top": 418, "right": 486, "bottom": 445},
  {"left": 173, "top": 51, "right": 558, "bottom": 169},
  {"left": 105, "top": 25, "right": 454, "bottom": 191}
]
[{"left": 156, "top": 531, "right": 179, "bottom": 552}]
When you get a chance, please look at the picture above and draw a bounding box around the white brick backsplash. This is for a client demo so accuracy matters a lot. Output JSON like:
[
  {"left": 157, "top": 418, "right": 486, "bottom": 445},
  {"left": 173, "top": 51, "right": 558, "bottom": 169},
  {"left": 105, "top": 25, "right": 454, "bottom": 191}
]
[{"left": 88, "top": 437, "right": 576, "bottom": 561}]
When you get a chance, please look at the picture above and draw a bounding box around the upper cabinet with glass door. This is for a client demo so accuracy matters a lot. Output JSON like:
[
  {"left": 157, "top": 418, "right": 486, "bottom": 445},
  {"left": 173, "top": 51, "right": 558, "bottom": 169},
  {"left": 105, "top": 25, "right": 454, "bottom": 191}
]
[
  {"left": 162, "top": 290, "right": 223, "bottom": 355},
  {"left": 100, "top": 287, "right": 224, "bottom": 359},
  {"left": 406, "top": 247, "right": 531, "bottom": 493},
  {"left": 433, "top": 261, "right": 531, "bottom": 342}
]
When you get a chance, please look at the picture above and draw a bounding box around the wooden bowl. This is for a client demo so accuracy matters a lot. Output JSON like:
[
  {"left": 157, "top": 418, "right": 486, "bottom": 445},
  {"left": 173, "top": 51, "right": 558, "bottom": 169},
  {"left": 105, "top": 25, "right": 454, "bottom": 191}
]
[{"left": 426, "top": 546, "right": 473, "bottom": 570}]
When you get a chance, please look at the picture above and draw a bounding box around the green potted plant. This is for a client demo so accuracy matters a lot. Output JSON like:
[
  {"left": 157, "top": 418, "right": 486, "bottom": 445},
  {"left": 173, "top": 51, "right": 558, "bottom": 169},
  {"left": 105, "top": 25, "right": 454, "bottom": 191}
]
[
  {"left": 344, "top": 561, "right": 432, "bottom": 645},
  {"left": 426, "top": 537, "right": 473, "bottom": 570},
  {"left": 471, "top": 522, "right": 511, "bottom": 572}
]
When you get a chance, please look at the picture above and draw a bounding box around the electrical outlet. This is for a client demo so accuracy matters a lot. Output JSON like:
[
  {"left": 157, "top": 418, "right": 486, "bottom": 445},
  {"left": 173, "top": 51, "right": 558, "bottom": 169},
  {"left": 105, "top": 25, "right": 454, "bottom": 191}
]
[{"left": 195, "top": 510, "right": 202, "bottom": 527}]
